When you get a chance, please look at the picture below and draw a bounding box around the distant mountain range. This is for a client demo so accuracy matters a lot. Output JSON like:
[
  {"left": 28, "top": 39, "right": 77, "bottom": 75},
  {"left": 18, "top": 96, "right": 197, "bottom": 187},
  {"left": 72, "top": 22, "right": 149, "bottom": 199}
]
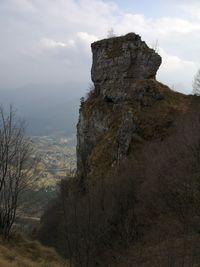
[{"left": 0, "top": 82, "right": 87, "bottom": 136}]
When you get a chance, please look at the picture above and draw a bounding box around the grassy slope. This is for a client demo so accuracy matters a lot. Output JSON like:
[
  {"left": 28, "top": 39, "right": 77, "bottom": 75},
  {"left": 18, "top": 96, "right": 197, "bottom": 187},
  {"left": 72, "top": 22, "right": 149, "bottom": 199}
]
[{"left": 0, "top": 235, "right": 67, "bottom": 267}]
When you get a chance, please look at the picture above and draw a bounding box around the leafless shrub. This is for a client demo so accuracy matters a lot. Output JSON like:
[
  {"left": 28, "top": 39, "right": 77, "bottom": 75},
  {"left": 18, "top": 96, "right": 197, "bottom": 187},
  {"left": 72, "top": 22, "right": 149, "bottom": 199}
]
[
  {"left": 107, "top": 28, "right": 116, "bottom": 38},
  {"left": 85, "top": 84, "right": 99, "bottom": 101},
  {"left": 39, "top": 163, "right": 142, "bottom": 267},
  {"left": 0, "top": 105, "right": 37, "bottom": 239},
  {"left": 193, "top": 69, "right": 200, "bottom": 96},
  {"left": 151, "top": 39, "right": 159, "bottom": 53}
]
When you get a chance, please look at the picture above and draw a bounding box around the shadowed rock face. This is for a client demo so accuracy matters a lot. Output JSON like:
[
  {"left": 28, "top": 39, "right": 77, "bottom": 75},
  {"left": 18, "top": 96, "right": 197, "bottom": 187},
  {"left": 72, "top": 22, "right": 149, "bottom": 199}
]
[
  {"left": 76, "top": 33, "right": 187, "bottom": 179},
  {"left": 91, "top": 33, "right": 162, "bottom": 102}
]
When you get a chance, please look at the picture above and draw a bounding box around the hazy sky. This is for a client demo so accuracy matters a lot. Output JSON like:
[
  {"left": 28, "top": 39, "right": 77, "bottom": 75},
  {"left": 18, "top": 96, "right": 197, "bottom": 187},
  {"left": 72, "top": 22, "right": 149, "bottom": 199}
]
[{"left": 1, "top": 0, "right": 200, "bottom": 94}]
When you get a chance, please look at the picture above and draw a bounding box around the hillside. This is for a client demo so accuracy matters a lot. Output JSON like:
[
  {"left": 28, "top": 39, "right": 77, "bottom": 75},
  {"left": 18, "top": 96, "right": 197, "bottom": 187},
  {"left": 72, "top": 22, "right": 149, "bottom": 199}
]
[{"left": 39, "top": 33, "right": 200, "bottom": 267}]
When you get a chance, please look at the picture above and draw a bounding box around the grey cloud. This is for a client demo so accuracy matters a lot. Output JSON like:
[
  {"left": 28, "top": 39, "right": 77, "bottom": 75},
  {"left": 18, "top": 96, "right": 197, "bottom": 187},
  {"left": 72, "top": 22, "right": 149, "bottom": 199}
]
[{"left": 0, "top": 0, "right": 199, "bottom": 94}]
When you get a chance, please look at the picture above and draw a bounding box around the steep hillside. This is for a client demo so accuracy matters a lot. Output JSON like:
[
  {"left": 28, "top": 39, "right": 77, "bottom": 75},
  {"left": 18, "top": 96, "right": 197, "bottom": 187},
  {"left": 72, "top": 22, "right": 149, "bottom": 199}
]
[
  {"left": 39, "top": 33, "right": 200, "bottom": 267},
  {"left": 77, "top": 33, "right": 194, "bottom": 179}
]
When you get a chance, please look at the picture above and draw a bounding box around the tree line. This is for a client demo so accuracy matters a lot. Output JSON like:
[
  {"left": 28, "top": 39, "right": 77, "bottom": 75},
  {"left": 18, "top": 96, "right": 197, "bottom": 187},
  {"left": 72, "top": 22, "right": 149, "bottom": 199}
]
[{"left": 38, "top": 107, "right": 200, "bottom": 267}]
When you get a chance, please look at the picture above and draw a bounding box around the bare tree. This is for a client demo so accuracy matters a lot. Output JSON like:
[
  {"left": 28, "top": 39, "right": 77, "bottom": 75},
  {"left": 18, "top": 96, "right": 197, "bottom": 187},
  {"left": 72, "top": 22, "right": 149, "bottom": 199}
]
[
  {"left": 0, "top": 105, "right": 35, "bottom": 238},
  {"left": 193, "top": 69, "right": 200, "bottom": 95},
  {"left": 107, "top": 28, "right": 116, "bottom": 38},
  {"left": 151, "top": 39, "right": 159, "bottom": 53}
]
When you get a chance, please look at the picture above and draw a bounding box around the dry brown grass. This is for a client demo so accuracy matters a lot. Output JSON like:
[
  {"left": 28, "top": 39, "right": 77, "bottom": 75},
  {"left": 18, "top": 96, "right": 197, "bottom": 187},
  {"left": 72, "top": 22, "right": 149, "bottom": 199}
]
[{"left": 0, "top": 234, "right": 67, "bottom": 267}]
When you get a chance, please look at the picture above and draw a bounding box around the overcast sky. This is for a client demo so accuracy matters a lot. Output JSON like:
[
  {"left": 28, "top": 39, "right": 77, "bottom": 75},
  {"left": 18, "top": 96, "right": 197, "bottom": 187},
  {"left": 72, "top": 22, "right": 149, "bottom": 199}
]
[{"left": 1, "top": 0, "right": 200, "bottom": 94}]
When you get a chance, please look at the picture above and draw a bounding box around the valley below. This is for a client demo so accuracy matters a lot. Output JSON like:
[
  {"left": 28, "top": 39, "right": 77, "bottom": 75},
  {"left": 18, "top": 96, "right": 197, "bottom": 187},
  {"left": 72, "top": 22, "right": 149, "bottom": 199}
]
[
  {"left": 32, "top": 134, "right": 76, "bottom": 186},
  {"left": 17, "top": 134, "right": 76, "bottom": 224}
]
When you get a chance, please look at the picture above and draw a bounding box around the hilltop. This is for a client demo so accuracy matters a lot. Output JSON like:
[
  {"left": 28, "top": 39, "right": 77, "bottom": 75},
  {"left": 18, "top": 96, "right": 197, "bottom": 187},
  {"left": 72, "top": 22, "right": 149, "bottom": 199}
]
[{"left": 77, "top": 33, "right": 195, "bottom": 179}]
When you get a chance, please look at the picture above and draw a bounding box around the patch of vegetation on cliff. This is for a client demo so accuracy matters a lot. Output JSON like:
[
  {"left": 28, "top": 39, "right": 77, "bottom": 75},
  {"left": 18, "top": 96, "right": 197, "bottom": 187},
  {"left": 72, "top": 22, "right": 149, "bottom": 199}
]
[
  {"left": 128, "top": 79, "right": 192, "bottom": 140},
  {"left": 81, "top": 94, "right": 112, "bottom": 117},
  {"left": 88, "top": 131, "right": 115, "bottom": 177},
  {"left": 80, "top": 79, "right": 195, "bottom": 178},
  {"left": 105, "top": 41, "right": 123, "bottom": 58}
]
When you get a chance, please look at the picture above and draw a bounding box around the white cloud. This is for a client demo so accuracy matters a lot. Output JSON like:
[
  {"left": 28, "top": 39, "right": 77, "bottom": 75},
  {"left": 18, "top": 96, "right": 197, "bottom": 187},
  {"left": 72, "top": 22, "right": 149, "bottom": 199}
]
[
  {"left": 159, "top": 48, "right": 196, "bottom": 71},
  {"left": 77, "top": 32, "right": 98, "bottom": 44},
  {"left": 158, "top": 48, "right": 198, "bottom": 93},
  {"left": 40, "top": 38, "right": 75, "bottom": 49},
  {"left": 0, "top": 0, "right": 200, "bottom": 94},
  {"left": 156, "top": 18, "right": 200, "bottom": 34},
  {"left": 39, "top": 32, "right": 98, "bottom": 60},
  {"left": 2, "top": 0, "right": 36, "bottom": 13},
  {"left": 116, "top": 14, "right": 200, "bottom": 37},
  {"left": 181, "top": 4, "right": 200, "bottom": 20}
]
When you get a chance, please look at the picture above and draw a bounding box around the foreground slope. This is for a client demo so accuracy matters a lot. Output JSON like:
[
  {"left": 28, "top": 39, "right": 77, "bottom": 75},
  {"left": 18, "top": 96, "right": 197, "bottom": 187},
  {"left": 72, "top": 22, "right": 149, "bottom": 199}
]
[{"left": 0, "top": 235, "right": 65, "bottom": 267}]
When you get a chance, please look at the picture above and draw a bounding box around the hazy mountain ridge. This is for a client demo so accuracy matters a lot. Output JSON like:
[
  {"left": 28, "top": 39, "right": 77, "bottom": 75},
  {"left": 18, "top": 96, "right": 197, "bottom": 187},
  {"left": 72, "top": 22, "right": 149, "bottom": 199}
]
[{"left": 0, "top": 82, "right": 87, "bottom": 136}]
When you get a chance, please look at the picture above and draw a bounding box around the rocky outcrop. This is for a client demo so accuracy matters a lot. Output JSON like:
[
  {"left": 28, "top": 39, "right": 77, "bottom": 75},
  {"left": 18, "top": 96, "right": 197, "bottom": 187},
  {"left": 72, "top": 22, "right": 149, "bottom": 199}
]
[
  {"left": 91, "top": 33, "right": 161, "bottom": 102},
  {"left": 76, "top": 33, "right": 189, "bottom": 179}
]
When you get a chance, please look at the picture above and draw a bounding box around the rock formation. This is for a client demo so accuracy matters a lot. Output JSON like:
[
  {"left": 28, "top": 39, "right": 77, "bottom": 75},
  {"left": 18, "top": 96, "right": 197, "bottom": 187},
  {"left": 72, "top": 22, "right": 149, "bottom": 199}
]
[
  {"left": 91, "top": 33, "right": 161, "bottom": 102},
  {"left": 76, "top": 33, "right": 190, "bottom": 179}
]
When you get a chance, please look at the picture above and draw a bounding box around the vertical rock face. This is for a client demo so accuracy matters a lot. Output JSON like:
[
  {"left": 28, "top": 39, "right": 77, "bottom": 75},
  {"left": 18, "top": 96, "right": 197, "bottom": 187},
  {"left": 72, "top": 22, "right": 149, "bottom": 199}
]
[
  {"left": 76, "top": 33, "right": 185, "bottom": 179},
  {"left": 91, "top": 33, "right": 161, "bottom": 102}
]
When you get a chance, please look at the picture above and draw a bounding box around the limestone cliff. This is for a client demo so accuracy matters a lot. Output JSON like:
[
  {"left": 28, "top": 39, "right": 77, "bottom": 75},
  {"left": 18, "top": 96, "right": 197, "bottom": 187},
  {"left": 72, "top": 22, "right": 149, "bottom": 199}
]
[{"left": 77, "top": 33, "right": 192, "bottom": 179}]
